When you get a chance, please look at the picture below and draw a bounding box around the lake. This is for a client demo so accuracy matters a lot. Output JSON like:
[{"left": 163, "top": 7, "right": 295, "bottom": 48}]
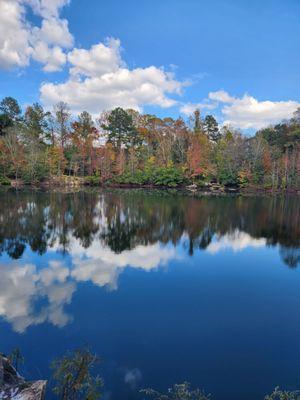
[{"left": 0, "top": 189, "right": 299, "bottom": 400}]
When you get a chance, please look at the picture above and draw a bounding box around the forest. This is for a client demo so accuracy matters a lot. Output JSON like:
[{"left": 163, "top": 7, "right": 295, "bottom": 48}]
[{"left": 0, "top": 96, "right": 299, "bottom": 190}]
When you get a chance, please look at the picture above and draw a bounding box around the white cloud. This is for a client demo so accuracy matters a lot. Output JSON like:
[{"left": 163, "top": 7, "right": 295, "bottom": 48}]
[
  {"left": 0, "top": 0, "right": 72, "bottom": 71},
  {"left": 0, "top": 227, "right": 178, "bottom": 332},
  {"left": 69, "top": 239, "right": 177, "bottom": 290},
  {"left": 0, "top": 261, "right": 75, "bottom": 333},
  {"left": 180, "top": 101, "right": 217, "bottom": 115},
  {"left": 36, "top": 17, "right": 73, "bottom": 48},
  {"left": 0, "top": 217, "right": 272, "bottom": 333},
  {"left": 2, "top": 1, "right": 298, "bottom": 127},
  {"left": 39, "top": 260, "right": 70, "bottom": 285},
  {"left": 40, "top": 39, "right": 185, "bottom": 114},
  {"left": 68, "top": 38, "right": 123, "bottom": 77},
  {"left": 0, "top": 0, "right": 32, "bottom": 69},
  {"left": 181, "top": 90, "right": 300, "bottom": 129},
  {"left": 207, "top": 230, "right": 266, "bottom": 254},
  {"left": 124, "top": 368, "right": 142, "bottom": 389},
  {"left": 221, "top": 93, "right": 300, "bottom": 129},
  {"left": 208, "top": 90, "right": 236, "bottom": 103},
  {"left": 0, "top": 0, "right": 185, "bottom": 110},
  {"left": 27, "top": 0, "right": 70, "bottom": 19},
  {"left": 32, "top": 42, "right": 67, "bottom": 72}
]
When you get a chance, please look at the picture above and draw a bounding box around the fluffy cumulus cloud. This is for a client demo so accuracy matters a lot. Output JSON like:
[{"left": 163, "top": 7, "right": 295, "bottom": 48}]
[
  {"left": 0, "top": 0, "right": 184, "bottom": 113},
  {"left": 0, "top": 260, "right": 75, "bottom": 333},
  {"left": 0, "top": 226, "right": 270, "bottom": 333},
  {"left": 0, "top": 235, "right": 177, "bottom": 332},
  {"left": 68, "top": 38, "right": 123, "bottom": 77},
  {"left": 65, "top": 238, "right": 177, "bottom": 290},
  {"left": 179, "top": 90, "right": 235, "bottom": 116},
  {"left": 218, "top": 92, "right": 300, "bottom": 129},
  {"left": 0, "top": 0, "right": 32, "bottom": 68},
  {"left": 31, "top": 42, "right": 67, "bottom": 72},
  {"left": 0, "top": 0, "right": 73, "bottom": 71},
  {"left": 208, "top": 90, "right": 236, "bottom": 103},
  {"left": 1, "top": 0, "right": 298, "bottom": 127},
  {"left": 207, "top": 230, "right": 266, "bottom": 254},
  {"left": 26, "top": 0, "right": 71, "bottom": 19},
  {"left": 40, "top": 38, "right": 185, "bottom": 115},
  {"left": 35, "top": 17, "right": 73, "bottom": 48},
  {"left": 181, "top": 90, "right": 300, "bottom": 130}
]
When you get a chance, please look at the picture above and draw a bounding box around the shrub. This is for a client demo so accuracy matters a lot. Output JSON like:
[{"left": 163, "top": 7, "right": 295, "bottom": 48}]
[
  {"left": 51, "top": 348, "right": 102, "bottom": 400},
  {"left": 218, "top": 169, "right": 239, "bottom": 186},
  {"left": 152, "top": 166, "right": 186, "bottom": 187},
  {"left": 85, "top": 175, "right": 101, "bottom": 186},
  {"left": 0, "top": 176, "right": 11, "bottom": 185},
  {"left": 114, "top": 166, "right": 186, "bottom": 187},
  {"left": 114, "top": 171, "right": 146, "bottom": 185},
  {"left": 238, "top": 170, "right": 251, "bottom": 187}
]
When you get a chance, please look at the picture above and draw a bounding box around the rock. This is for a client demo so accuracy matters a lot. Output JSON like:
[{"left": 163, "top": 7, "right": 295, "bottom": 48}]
[
  {"left": 225, "top": 187, "right": 239, "bottom": 193},
  {"left": 10, "top": 180, "right": 24, "bottom": 189},
  {"left": 49, "top": 175, "right": 85, "bottom": 187},
  {"left": 0, "top": 354, "right": 46, "bottom": 400},
  {"left": 186, "top": 184, "right": 198, "bottom": 191},
  {"left": 208, "top": 184, "right": 224, "bottom": 193}
]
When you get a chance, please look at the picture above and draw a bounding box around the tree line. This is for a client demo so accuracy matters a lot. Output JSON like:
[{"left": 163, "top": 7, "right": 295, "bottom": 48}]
[{"left": 0, "top": 96, "right": 299, "bottom": 189}]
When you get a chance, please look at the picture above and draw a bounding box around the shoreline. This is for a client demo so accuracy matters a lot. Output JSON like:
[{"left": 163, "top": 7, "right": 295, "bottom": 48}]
[{"left": 1, "top": 179, "right": 299, "bottom": 196}]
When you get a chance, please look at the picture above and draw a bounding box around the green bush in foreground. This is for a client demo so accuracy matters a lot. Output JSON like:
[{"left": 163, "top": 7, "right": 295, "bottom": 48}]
[
  {"left": 5, "top": 347, "right": 300, "bottom": 400},
  {"left": 51, "top": 348, "right": 103, "bottom": 400}
]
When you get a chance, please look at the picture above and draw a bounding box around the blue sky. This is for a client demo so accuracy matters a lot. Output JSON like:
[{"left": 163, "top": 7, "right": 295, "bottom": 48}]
[{"left": 0, "top": 0, "right": 299, "bottom": 131}]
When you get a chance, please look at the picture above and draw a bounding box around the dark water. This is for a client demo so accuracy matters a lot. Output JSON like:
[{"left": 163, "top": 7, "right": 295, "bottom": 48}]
[{"left": 0, "top": 189, "right": 299, "bottom": 400}]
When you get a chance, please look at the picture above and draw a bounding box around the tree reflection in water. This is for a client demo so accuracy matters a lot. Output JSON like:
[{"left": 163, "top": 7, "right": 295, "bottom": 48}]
[
  {"left": 0, "top": 189, "right": 299, "bottom": 333},
  {"left": 0, "top": 189, "right": 299, "bottom": 267}
]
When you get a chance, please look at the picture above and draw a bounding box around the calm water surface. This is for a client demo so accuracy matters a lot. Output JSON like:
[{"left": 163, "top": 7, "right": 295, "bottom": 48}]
[{"left": 0, "top": 189, "right": 299, "bottom": 400}]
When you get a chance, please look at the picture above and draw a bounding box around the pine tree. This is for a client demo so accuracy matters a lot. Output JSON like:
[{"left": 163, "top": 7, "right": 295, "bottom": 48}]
[
  {"left": 102, "top": 107, "right": 139, "bottom": 150},
  {"left": 203, "top": 115, "right": 221, "bottom": 142}
]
